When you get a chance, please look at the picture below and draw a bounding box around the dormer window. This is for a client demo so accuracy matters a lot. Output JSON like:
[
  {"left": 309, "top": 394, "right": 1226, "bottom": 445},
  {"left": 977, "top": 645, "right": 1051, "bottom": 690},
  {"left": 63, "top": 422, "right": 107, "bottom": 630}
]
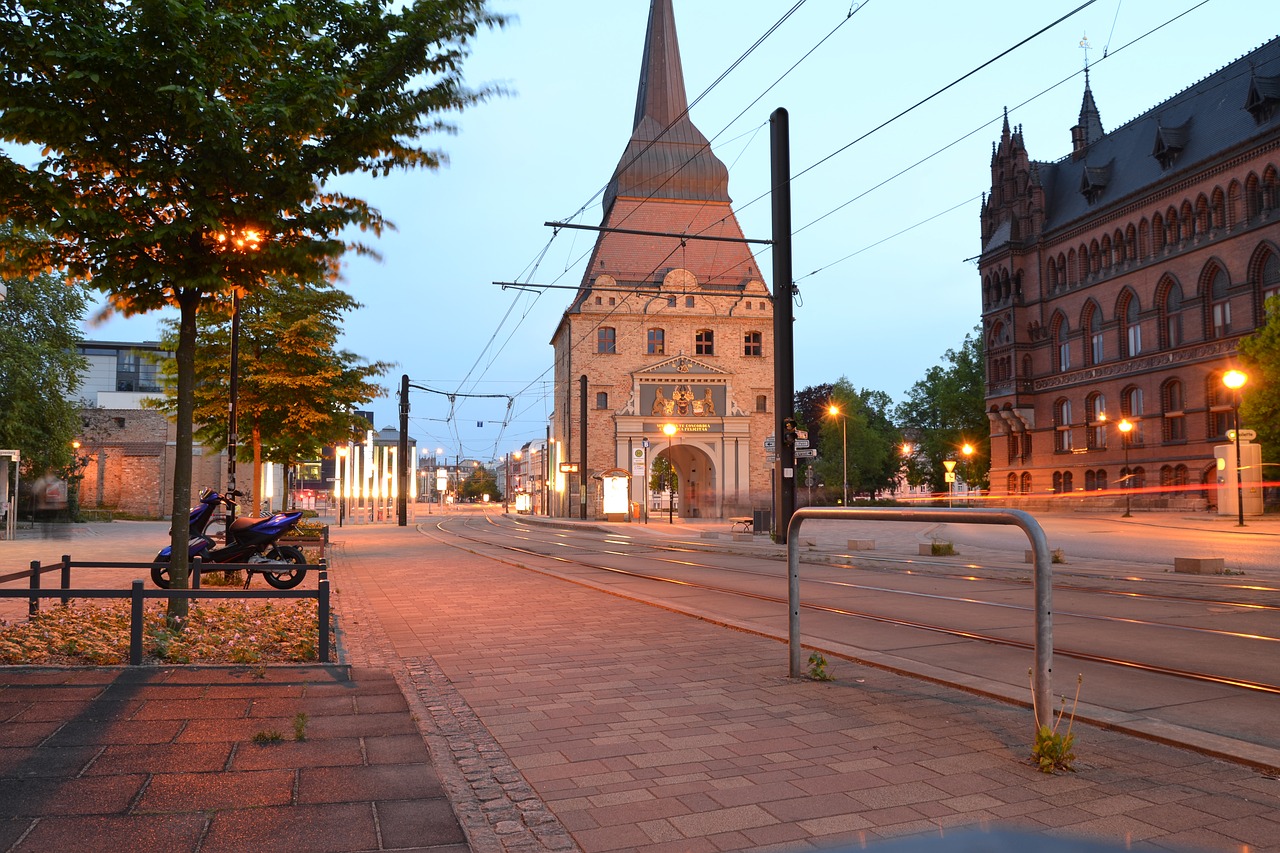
[
  {"left": 1079, "top": 162, "right": 1111, "bottom": 205},
  {"left": 1152, "top": 119, "right": 1191, "bottom": 170},
  {"left": 1245, "top": 74, "right": 1280, "bottom": 125}
]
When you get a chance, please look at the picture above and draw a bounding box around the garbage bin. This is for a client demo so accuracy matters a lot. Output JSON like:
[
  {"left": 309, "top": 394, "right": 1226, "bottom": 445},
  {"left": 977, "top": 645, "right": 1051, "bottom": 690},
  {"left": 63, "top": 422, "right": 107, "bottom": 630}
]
[{"left": 752, "top": 509, "right": 771, "bottom": 536}]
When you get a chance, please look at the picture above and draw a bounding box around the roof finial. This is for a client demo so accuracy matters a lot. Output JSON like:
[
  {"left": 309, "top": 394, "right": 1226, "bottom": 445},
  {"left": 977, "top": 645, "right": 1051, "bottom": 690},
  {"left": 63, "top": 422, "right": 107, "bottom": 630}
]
[{"left": 1079, "top": 32, "right": 1091, "bottom": 72}]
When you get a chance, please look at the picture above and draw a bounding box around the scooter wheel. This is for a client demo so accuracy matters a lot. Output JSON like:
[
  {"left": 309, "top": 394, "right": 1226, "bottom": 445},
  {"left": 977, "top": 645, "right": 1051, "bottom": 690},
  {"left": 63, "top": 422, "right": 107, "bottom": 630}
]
[
  {"left": 261, "top": 545, "right": 307, "bottom": 590},
  {"left": 151, "top": 553, "right": 173, "bottom": 589}
]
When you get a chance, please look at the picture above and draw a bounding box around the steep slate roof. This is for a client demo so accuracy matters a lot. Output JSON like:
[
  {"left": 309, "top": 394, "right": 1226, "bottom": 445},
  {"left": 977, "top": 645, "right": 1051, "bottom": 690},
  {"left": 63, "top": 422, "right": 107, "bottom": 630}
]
[
  {"left": 1038, "top": 35, "right": 1280, "bottom": 231},
  {"left": 602, "top": 0, "right": 731, "bottom": 215}
]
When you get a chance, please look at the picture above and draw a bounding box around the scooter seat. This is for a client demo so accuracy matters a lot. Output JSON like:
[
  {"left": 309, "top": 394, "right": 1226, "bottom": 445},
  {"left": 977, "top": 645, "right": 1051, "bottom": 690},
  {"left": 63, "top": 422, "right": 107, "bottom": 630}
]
[{"left": 228, "top": 516, "right": 261, "bottom": 533}]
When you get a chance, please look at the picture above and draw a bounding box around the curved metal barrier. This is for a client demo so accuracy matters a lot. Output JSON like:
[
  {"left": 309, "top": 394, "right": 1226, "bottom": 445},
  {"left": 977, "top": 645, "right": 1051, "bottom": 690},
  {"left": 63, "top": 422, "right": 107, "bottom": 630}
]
[{"left": 786, "top": 507, "right": 1053, "bottom": 730}]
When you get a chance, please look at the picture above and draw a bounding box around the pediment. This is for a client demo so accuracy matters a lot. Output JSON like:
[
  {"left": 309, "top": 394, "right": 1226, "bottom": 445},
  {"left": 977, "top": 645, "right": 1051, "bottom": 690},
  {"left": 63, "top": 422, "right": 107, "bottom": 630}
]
[{"left": 634, "top": 356, "right": 728, "bottom": 377}]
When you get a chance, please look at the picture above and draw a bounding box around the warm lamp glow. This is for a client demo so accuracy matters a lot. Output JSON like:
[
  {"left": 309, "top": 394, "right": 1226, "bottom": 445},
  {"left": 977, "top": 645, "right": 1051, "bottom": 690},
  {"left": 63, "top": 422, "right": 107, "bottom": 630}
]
[
  {"left": 1117, "top": 418, "right": 1133, "bottom": 434},
  {"left": 828, "top": 404, "right": 839, "bottom": 416},
  {"left": 962, "top": 443, "right": 974, "bottom": 456},
  {"left": 662, "top": 423, "right": 677, "bottom": 437},
  {"left": 1223, "top": 369, "right": 1247, "bottom": 391}
]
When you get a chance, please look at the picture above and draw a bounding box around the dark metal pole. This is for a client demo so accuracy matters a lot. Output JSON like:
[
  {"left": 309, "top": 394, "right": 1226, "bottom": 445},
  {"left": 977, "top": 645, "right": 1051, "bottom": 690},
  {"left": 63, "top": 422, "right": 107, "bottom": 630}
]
[
  {"left": 397, "top": 375, "right": 409, "bottom": 526},
  {"left": 770, "top": 107, "right": 795, "bottom": 544},
  {"left": 580, "top": 375, "right": 588, "bottom": 520},
  {"left": 227, "top": 290, "right": 239, "bottom": 521},
  {"left": 1234, "top": 400, "right": 1245, "bottom": 527}
]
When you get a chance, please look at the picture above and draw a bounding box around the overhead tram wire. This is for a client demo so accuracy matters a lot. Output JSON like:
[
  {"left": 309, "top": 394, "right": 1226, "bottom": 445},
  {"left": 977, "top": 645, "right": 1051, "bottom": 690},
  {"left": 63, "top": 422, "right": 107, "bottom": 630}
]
[{"left": 701, "top": 0, "right": 1217, "bottom": 289}]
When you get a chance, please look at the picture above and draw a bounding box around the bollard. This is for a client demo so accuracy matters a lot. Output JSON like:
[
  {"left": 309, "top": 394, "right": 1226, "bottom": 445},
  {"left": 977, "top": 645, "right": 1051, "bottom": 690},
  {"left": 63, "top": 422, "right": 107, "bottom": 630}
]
[
  {"left": 129, "top": 580, "right": 144, "bottom": 665},
  {"left": 28, "top": 560, "right": 40, "bottom": 616},
  {"left": 318, "top": 574, "right": 331, "bottom": 663},
  {"left": 60, "top": 555, "right": 71, "bottom": 607}
]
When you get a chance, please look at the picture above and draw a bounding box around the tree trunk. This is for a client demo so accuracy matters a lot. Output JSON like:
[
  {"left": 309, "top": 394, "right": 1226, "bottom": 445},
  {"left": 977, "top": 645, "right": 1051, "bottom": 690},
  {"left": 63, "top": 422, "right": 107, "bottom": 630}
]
[
  {"left": 167, "top": 288, "right": 200, "bottom": 624},
  {"left": 252, "top": 425, "right": 263, "bottom": 516}
]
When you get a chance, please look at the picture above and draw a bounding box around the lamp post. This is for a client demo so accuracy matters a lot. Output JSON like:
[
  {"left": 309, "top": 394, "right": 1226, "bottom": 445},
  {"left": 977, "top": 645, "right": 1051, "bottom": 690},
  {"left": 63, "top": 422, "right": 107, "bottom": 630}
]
[
  {"left": 961, "top": 443, "right": 975, "bottom": 505},
  {"left": 828, "top": 404, "right": 848, "bottom": 506},
  {"left": 335, "top": 447, "right": 347, "bottom": 528},
  {"left": 642, "top": 437, "right": 650, "bottom": 525},
  {"left": 1117, "top": 418, "right": 1134, "bottom": 518},
  {"left": 1223, "top": 369, "right": 1248, "bottom": 527},
  {"left": 663, "top": 423, "right": 677, "bottom": 524}
]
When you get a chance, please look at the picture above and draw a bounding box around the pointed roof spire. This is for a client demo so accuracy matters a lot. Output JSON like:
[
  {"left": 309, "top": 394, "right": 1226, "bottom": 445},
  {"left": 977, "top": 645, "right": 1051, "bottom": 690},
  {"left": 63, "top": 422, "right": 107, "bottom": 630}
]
[
  {"left": 1075, "top": 70, "right": 1104, "bottom": 147},
  {"left": 604, "top": 0, "right": 730, "bottom": 216}
]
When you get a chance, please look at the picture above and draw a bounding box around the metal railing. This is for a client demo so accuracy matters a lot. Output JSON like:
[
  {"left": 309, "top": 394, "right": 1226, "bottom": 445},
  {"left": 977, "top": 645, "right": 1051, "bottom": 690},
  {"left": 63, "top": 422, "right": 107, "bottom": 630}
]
[
  {"left": 0, "top": 557, "right": 331, "bottom": 665},
  {"left": 786, "top": 507, "right": 1053, "bottom": 730}
]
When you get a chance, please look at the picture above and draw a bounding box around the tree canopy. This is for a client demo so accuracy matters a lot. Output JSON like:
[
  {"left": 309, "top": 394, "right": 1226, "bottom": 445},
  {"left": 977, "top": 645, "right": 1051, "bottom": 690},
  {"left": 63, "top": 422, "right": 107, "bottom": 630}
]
[
  {"left": 1236, "top": 296, "right": 1280, "bottom": 465},
  {"left": 0, "top": 0, "right": 505, "bottom": 602},
  {"left": 895, "top": 329, "right": 988, "bottom": 494},
  {"left": 0, "top": 255, "right": 87, "bottom": 478},
  {"left": 811, "top": 379, "right": 902, "bottom": 502}
]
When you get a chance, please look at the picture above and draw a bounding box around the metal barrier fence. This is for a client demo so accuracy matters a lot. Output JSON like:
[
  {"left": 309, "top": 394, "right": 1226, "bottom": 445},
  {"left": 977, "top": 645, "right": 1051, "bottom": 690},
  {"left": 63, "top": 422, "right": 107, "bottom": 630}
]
[
  {"left": 0, "top": 558, "right": 331, "bottom": 665},
  {"left": 786, "top": 507, "right": 1053, "bottom": 731}
]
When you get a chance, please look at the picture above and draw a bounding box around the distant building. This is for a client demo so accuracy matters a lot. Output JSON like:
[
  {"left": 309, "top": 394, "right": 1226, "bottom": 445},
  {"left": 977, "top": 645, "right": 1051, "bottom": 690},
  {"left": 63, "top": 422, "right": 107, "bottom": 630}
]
[
  {"left": 548, "top": 0, "right": 774, "bottom": 521},
  {"left": 980, "top": 38, "right": 1280, "bottom": 511}
]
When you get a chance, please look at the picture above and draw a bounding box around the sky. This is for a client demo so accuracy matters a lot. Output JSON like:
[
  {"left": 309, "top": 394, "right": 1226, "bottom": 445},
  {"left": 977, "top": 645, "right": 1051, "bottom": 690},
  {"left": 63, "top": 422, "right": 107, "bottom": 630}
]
[{"left": 80, "top": 0, "right": 1276, "bottom": 464}]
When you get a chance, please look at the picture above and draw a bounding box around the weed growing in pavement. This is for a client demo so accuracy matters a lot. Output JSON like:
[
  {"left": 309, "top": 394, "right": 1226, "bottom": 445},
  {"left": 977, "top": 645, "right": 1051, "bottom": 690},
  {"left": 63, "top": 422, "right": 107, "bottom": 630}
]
[
  {"left": 252, "top": 729, "right": 284, "bottom": 745},
  {"left": 930, "top": 539, "right": 956, "bottom": 556},
  {"left": 292, "top": 712, "right": 309, "bottom": 741},
  {"left": 1051, "top": 548, "right": 1066, "bottom": 564},
  {"left": 806, "top": 651, "right": 834, "bottom": 681},
  {"left": 1030, "top": 671, "right": 1082, "bottom": 773}
]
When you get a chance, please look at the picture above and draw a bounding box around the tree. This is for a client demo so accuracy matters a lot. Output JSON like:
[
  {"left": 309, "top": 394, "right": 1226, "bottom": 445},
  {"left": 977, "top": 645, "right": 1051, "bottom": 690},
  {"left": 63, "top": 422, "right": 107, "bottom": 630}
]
[
  {"left": 0, "top": 0, "right": 505, "bottom": 613},
  {"left": 649, "top": 455, "right": 679, "bottom": 497},
  {"left": 0, "top": 256, "right": 87, "bottom": 488},
  {"left": 150, "top": 273, "right": 392, "bottom": 512},
  {"left": 1236, "top": 296, "right": 1280, "bottom": 466},
  {"left": 460, "top": 465, "right": 495, "bottom": 502},
  {"left": 815, "top": 379, "right": 901, "bottom": 502},
  {"left": 895, "top": 329, "right": 989, "bottom": 496}
]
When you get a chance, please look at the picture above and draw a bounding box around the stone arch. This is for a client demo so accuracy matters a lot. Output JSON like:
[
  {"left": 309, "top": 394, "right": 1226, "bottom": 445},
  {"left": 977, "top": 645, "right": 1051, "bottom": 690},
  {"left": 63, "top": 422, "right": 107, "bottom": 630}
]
[{"left": 653, "top": 440, "right": 718, "bottom": 519}]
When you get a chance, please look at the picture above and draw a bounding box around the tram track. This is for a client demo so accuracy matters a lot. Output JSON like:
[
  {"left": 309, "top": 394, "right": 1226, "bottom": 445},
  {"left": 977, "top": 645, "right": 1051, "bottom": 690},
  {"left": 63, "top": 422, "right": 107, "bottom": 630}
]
[{"left": 424, "top": 513, "right": 1280, "bottom": 699}]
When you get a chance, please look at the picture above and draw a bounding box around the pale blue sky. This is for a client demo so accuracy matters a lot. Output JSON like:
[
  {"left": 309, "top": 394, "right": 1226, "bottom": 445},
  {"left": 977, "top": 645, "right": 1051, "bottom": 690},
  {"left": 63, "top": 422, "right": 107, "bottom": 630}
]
[{"left": 84, "top": 0, "right": 1275, "bottom": 463}]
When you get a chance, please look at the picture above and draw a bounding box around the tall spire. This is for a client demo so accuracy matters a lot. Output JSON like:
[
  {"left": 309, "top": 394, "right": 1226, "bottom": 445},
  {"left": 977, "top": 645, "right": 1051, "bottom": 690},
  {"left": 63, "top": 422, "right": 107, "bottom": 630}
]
[
  {"left": 603, "top": 0, "right": 730, "bottom": 216},
  {"left": 1071, "top": 70, "right": 1104, "bottom": 155}
]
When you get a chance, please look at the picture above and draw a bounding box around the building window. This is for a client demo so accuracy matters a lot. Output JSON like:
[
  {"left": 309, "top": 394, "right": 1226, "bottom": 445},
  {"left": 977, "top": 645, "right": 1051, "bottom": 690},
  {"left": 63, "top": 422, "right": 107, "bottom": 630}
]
[
  {"left": 1123, "top": 387, "right": 1144, "bottom": 445},
  {"left": 1210, "top": 268, "right": 1232, "bottom": 337},
  {"left": 647, "top": 328, "right": 665, "bottom": 355},
  {"left": 1162, "top": 281, "right": 1184, "bottom": 348},
  {"left": 1121, "top": 295, "right": 1141, "bottom": 356},
  {"left": 685, "top": 296, "right": 695, "bottom": 308},
  {"left": 1007, "top": 473, "right": 1017, "bottom": 494},
  {"left": 1086, "top": 393, "right": 1107, "bottom": 449},
  {"left": 116, "top": 351, "right": 160, "bottom": 393},
  {"left": 755, "top": 394, "right": 767, "bottom": 412},
  {"left": 595, "top": 392, "right": 608, "bottom": 409},
  {"left": 1089, "top": 310, "right": 1104, "bottom": 365},
  {"left": 1096, "top": 469, "right": 1107, "bottom": 491},
  {"left": 744, "top": 331, "right": 762, "bottom": 356},
  {"left": 1054, "top": 399, "right": 1073, "bottom": 452},
  {"left": 1058, "top": 341, "right": 1070, "bottom": 372},
  {"left": 597, "top": 327, "right": 616, "bottom": 354},
  {"left": 1208, "top": 375, "right": 1233, "bottom": 437},
  {"left": 695, "top": 329, "right": 714, "bottom": 356},
  {"left": 667, "top": 296, "right": 677, "bottom": 307},
  {"left": 1261, "top": 253, "right": 1280, "bottom": 314},
  {"left": 1020, "top": 472, "right": 1032, "bottom": 494},
  {"left": 1162, "top": 379, "right": 1185, "bottom": 442},
  {"left": 1062, "top": 471, "right": 1073, "bottom": 493}
]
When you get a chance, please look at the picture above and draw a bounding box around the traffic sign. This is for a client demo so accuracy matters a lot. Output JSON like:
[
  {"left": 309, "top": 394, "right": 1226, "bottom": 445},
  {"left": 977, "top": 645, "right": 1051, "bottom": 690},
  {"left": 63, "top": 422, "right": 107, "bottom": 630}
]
[
  {"left": 943, "top": 459, "right": 957, "bottom": 473},
  {"left": 764, "top": 437, "right": 776, "bottom": 450},
  {"left": 794, "top": 448, "right": 818, "bottom": 459},
  {"left": 794, "top": 439, "right": 810, "bottom": 449},
  {"left": 795, "top": 429, "right": 808, "bottom": 440},
  {"left": 944, "top": 472, "right": 956, "bottom": 483},
  {"left": 1227, "top": 429, "right": 1257, "bottom": 441}
]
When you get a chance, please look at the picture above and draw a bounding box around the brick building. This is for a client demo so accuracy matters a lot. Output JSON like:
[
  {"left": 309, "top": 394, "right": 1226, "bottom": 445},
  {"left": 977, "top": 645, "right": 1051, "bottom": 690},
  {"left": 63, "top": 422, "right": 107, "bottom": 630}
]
[
  {"left": 549, "top": 0, "right": 773, "bottom": 520},
  {"left": 980, "top": 38, "right": 1280, "bottom": 511}
]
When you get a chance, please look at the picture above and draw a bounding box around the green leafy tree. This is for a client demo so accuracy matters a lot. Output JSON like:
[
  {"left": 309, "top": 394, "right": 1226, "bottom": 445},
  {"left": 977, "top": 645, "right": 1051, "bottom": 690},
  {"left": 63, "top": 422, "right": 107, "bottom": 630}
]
[
  {"left": 816, "top": 379, "right": 901, "bottom": 502},
  {"left": 1236, "top": 296, "right": 1280, "bottom": 466},
  {"left": 0, "top": 259, "right": 87, "bottom": 489},
  {"left": 895, "top": 329, "right": 989, "bottom": 495},
  {"left": 649, "top": 455, "right": 679, "bottom": 496},
  {"left": 150, "top": 274, "right": 392, "bottom": 512},
  {"left": 0, "top": 0, "right": 505, "bottom": 612},
  {"left": 460, "top": 465, "right": 496, "bottom": 502}
]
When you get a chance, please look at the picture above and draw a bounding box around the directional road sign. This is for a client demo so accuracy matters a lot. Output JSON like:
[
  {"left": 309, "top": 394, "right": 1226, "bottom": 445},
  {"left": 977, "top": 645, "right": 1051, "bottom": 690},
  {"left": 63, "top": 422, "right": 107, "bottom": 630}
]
[{"left": 794, "top": 449, "right": 818, "bottom": 459}]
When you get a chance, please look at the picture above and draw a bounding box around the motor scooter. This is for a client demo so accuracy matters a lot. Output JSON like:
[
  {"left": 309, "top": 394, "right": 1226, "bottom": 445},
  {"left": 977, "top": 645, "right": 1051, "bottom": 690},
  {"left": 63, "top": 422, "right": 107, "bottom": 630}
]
[{"left": 152, "top": 489, "right": 308, "bottom": 590}]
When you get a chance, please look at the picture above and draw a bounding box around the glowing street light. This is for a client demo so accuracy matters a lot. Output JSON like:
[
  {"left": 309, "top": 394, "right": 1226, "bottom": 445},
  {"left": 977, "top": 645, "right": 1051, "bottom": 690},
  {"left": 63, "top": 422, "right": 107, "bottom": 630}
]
[
  {"left": 335, "top": 446, "right": 347, "bottom": 527},
  {"left": 1223, "top": 369, "right": 1248, "bottom": 527},
  {"left": 828, "top": 404, "right": 848, "bottom": 506},
  {"left": 1117, "top": 418, "right": 1134, "bottom": 518},
  {"left": 663, "top": 423, "right": 678, "bottom": 524}
]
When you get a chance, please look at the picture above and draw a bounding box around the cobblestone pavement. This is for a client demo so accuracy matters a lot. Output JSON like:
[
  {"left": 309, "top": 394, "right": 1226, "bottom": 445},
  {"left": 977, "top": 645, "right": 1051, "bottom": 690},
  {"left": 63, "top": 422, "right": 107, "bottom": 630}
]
[{"left": 326, "top": 520, "right": 1280, "bottom": 853}]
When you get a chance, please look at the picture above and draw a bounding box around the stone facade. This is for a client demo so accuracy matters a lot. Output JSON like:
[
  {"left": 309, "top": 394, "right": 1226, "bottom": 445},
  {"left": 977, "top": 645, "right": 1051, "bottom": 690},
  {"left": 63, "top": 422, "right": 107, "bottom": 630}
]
[
  {"left": 548, "top": 1, "right": 774, "bottom": 520},
  {"left": 980, "top": 42, "right": 1280, "bottom": 510}
]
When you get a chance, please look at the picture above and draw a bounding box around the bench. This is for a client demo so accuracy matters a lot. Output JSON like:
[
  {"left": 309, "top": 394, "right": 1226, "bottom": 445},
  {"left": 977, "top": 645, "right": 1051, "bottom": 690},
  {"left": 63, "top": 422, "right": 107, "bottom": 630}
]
[{"left": 729, "top": 517, "right": 752, "bottom": 532}]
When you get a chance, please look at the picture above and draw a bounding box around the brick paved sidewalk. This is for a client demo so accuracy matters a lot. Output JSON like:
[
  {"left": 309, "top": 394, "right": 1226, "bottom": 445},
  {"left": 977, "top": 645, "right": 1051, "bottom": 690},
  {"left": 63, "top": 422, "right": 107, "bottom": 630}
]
[
  {"left": 330, "top": 523, "right": 1280, "bottom": 853},
  {"left": 0, "top": 665, "right": 469, "bottom": 853}
]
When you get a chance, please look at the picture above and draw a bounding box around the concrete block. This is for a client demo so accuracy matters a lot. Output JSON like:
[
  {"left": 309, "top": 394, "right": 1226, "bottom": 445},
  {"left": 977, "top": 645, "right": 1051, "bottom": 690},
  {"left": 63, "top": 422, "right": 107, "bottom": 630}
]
[
  {"left": 732, "top": 533, "right": 753, "bottom": 542},
  {"left": 847, "top": 539, "right": 875, "bottom": 550},
  {"left": 700, "top": 531, "right": 721, "bottom": 540},
  {"left": 1174, "top": 557, "right": 1225, "bottom": 575}
]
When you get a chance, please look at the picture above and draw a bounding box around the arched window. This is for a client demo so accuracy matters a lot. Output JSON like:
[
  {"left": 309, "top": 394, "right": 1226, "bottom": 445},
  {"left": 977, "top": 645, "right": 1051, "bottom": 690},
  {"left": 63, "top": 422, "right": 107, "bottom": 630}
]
[
  {"left": 1096, "top": 469, "right": 1108, "bottom": 491},
  {"left": 1062, "top": 471, "right": 1073, "bottom": 493},
  {"left": 1006, "top": 473, "right": 1018, "bottom": 494},
  {"left": 1086, "top": 393, "right": 1107, "bottom": 449},
  {"left": 1161, "top": 280, "right": 1185, "bottom": 349},
  {"left": 1052, "top": 314, "right": 1070, "bottom": 372},
  {"left": 1052, "top": 471, "right": 1063, "bottom": 494},
  {"left": 1260, "top": 252, "right": 1280, "bottom": 316},
  {"left": 1085, "top": 470, "right": 1097, "bottom": 491},
  {"left": 1085, "top": 302, "right": 1104, "bottom": 365},
  {"left": 1162, "top": 379, "right": 1185, "bottom": 442},
  {"left": 1207, "top": 375, "right": 1232, "bottom": 438},
  {"left": 1020, "top": 472, "right": 1033, "bottom": 494},
  {"left": 1054, "top": 398, "right": 1073, "bottom": 452},
  {"left": 1209, "top": 267, "right": 1232, "bottom": 338},
  {"left": 1123, "top": 386, "right": 1145, "bottom": 445},
  {"left": 1120, "top": 293, "right": 1142, "bottom": 356}
]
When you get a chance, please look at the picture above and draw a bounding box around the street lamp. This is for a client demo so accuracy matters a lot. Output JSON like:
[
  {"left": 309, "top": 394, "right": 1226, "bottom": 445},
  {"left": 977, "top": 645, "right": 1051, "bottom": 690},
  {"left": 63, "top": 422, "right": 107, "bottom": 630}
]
[
  {"left": 961, "top": 443, "right": 975, "bottom": 505},
  {"left": 1223, "top": 369, "right": 1248, "bottom": 527},
  {"left": 663, "top": 423, "right": 677, "bottom": 524},
  {"left": 335, "top": 446, "right": 347, "bottom": 528},
  {"left": 1117, "top": 418, "right": 1134, "bottom": 518},
  {"left": 828, "top": 404, "right": 848, "bottom": 506}
]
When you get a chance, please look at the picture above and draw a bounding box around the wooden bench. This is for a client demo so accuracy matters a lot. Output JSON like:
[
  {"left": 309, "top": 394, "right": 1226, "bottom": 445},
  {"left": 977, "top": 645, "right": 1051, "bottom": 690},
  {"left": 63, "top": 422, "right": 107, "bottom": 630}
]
[{"left": 729, "top": 517, "right": 752, "bottom": 532}]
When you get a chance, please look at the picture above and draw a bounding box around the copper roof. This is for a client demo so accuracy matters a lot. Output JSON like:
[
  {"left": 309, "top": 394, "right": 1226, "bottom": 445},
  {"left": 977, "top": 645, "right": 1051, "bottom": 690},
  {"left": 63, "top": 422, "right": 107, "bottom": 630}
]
[{"left": 603, "top": 0, "right": 731, "bottom": 215}]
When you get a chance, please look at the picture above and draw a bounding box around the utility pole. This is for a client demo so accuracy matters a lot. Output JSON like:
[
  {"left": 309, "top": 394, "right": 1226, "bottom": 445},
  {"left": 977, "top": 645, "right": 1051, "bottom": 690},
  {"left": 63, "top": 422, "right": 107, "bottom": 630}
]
[
  {"left": 771, "top": 107, "right": 795, "bottom": 544},
  {"left": 397, "top": 374, "right": 408, "bottom": 526}
]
